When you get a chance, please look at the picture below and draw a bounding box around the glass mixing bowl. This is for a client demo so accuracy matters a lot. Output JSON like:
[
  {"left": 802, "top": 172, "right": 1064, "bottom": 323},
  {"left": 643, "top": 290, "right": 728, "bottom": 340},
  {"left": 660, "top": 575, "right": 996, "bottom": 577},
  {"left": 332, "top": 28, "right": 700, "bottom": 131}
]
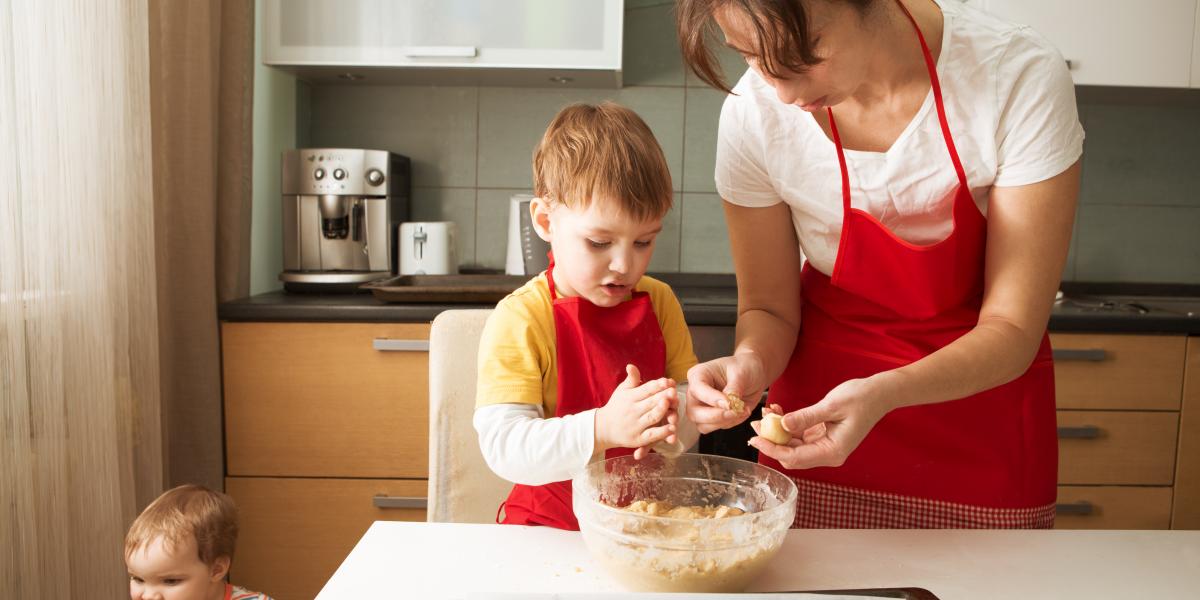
[{"left": 572, "top": 453, "right": 797, "bottom": 593}]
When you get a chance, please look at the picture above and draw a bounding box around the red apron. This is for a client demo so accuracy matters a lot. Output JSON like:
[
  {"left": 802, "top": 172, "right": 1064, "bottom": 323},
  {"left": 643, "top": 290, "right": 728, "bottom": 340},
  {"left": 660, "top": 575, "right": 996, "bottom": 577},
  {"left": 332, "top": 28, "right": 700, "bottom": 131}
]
[
  {"left": 761, "top": 0, "right": 1058, "bottom": 528},
  {"left": 497, "top": 255, "right": 667, "bottom": 530}
]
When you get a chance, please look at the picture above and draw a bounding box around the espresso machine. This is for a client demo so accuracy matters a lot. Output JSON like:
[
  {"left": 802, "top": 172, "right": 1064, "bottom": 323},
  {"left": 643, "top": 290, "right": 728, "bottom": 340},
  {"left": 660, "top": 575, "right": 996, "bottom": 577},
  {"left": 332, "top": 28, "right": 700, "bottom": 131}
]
[{"left": 279, "top": 148, "right": 410, "bottom": 291}]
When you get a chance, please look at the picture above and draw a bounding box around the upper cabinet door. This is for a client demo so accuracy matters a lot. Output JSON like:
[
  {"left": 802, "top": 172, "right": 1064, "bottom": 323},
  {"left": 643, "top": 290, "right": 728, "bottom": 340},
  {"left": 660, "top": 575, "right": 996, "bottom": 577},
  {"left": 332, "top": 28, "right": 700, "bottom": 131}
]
[
  {"left": 1192, "top": 2, "right": 1200, "bottom": 86},
  {"left": 263, "top": 0, "right": 622, "bottom": 71},
  {"left": 970, "top": 0, "right": 1198, "bottom": 88}
]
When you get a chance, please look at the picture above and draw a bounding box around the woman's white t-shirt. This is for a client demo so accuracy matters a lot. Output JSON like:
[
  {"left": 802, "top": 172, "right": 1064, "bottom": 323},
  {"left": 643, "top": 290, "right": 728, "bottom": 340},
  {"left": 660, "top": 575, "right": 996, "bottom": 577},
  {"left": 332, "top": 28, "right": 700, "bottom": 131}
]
[{"left": 714, "top": 0, "right": 1085, "bottom": 276}]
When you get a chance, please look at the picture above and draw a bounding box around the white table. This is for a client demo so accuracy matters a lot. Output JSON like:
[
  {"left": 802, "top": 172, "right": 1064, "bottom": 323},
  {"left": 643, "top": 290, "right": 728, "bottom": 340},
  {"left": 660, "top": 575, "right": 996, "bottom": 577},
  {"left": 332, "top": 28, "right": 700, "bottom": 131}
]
[{"left": 318, "top": 522, "right": 1200, "bottom": 599}]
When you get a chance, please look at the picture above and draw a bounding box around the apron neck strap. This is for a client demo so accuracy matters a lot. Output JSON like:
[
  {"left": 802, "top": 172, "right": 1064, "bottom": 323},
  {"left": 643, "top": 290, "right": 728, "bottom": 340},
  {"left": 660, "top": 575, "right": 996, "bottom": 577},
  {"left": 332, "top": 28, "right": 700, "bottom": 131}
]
[
  {"left": 545, "top": 251, "right": 559, "bottom": 301},
  {"left": 827, "top": 0, "right": 970, "bottom": 213},
  {"left": 893, "top": 0, "right": 969, "bottom": 188}
]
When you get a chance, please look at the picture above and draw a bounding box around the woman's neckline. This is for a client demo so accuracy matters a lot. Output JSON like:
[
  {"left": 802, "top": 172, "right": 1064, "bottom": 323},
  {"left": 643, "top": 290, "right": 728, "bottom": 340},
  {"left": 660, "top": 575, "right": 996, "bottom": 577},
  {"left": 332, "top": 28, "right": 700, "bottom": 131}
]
[{"left": 799, "top": 0, "right": 954, "bottom": 159}]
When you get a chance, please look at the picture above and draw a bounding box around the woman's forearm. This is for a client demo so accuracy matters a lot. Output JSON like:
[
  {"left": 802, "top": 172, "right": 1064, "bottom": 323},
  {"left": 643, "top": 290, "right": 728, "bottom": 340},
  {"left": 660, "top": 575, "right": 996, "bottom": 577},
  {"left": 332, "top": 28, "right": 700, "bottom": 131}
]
[
  {"left": 875, "top": 315, "right": 1046, "bottom": 412},
  {"left": 734, "top": 308, "right": 801, "bottom": 386},
  {"left": 879, "top": 164, "right": 1079, "bottom": 413}
]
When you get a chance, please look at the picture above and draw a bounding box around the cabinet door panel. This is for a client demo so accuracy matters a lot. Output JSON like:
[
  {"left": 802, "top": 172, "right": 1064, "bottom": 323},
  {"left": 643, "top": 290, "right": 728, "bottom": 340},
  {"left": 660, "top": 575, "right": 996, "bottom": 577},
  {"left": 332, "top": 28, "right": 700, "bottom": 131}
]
[
  {"left": 223, "top": 322, "right": 430, "bottom": 478},
  {"left": 1055, "top": 486, "right": 1172, "bottom": 529},
  {"left": 979, "top": 0, "right": 1196, "bottom": 87},
  {"left": 1172, "top": 337, "right": 1200, "bottom": 528},
  {"left": 1051, "top": 334, "right": 1186, "bottom": 411},
  {"left": 262, "top": 0, "right": 622, "bottom": 70},
  {"left": 1193, "top": 3, "right": 1200, "bottom": 86},
  {"left": 227, "top": 477, "right": 426, "bottom": 600},
  {"left": 1057, "top": 411, "right": 1179, "bottom": 485}
]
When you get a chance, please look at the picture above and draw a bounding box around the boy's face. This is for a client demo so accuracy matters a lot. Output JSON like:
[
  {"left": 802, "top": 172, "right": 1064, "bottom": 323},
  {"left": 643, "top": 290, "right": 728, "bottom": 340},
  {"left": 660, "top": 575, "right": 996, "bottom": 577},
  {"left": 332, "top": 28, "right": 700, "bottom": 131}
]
[
  {"left": 127, "top": 535, "right": 229, "bottom": 600},
  {"left": 532, "top": 197, "right": 663, "bottom": 308}
]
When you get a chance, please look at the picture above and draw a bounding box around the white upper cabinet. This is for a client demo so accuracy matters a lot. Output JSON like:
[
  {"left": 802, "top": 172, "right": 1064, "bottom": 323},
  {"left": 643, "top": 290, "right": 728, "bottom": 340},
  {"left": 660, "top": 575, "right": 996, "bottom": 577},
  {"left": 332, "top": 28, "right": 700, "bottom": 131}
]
[
  {"left": 1193, "top": 2, "right": 1200, "bottom": 86},
  {"left": 262, "top": 0, "right": 624, "bottom": 87},
  {"left": 968, "top": 0, "right": 1199, "bottom": 88}
]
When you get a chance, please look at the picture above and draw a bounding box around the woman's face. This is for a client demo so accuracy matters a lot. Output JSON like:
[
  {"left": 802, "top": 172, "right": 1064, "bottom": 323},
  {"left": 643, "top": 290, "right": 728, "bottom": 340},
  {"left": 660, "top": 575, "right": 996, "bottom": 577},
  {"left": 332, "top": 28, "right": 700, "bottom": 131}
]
[{"left": 714, "top": 0, "right": 879, "bottom": 112}]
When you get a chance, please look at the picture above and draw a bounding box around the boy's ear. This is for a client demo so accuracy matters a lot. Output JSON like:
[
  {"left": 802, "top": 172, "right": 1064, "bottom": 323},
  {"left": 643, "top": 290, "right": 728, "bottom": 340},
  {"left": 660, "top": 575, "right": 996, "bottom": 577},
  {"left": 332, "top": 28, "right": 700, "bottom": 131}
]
[
  {"left": 210, "top": 556, "right": 231, "bottom": 582},
  {"left": 529, "top": 197, "right": 553, "bottom": 243}
]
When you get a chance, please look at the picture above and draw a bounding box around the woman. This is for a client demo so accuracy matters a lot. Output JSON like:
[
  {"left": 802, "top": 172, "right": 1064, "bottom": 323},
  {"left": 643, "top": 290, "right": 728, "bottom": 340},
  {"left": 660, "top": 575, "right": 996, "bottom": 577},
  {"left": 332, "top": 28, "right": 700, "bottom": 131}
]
[{"left": 677, "top": 0, "right": 1083, "bottom": 528}]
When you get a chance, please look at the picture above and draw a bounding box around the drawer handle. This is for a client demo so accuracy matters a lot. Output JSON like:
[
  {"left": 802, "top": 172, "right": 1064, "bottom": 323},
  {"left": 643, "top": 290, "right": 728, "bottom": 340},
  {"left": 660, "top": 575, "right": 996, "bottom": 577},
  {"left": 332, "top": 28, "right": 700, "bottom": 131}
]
[
  {"left": 1057, "top": 425, "right": 1102, "bottom": 439},
  {"left": 372, "top": 338, "right": 430, "bottom": 352},
  {"left": 1055, "top": 500, "right": 1094, "bottom": 516},
  {"left": 373, "top": 495, "right": 427, "bottom": 509},
  {"left": 1052, "top": 348, "right": 1107, "bottom": 362}
]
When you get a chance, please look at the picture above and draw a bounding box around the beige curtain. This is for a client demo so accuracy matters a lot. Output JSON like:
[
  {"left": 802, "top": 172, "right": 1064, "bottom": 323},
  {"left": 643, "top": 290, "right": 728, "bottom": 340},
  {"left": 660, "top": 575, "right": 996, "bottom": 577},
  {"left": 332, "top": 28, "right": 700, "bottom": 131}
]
[
  {"left": 0, "top": 1, "right": 162, "bottom": 596},
  {"left": 1, "top": 0, "right": 253, "bottom": 593},
  {"left": 148, "top": 0, "right": 254, "bottom": 491}
]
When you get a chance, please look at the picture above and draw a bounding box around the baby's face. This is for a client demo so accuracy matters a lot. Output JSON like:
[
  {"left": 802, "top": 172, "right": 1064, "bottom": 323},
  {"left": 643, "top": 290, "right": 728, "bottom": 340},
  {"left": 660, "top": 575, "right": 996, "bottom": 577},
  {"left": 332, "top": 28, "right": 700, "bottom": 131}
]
[
  {"left": 539, "top": 199, "right": 663, "bottom": 307},
  {"left": 126, "top": 535, "right": 223, "bottom": 600}
]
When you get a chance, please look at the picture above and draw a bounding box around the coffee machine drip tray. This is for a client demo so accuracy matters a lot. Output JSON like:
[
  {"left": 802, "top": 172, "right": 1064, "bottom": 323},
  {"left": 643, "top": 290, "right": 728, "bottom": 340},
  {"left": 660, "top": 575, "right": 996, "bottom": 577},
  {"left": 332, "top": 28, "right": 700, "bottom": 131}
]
[{"left": 279, "top": 271, "right": 389, "bottom": 294}]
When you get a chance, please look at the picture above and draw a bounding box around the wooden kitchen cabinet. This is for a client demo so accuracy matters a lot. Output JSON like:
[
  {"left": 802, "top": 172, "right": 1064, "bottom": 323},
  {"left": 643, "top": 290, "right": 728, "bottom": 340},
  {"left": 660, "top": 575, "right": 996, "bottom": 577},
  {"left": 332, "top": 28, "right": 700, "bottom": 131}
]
[
  {"left": 1049, "top": 333, "right": 1194, "bottom": 530},
  {"left": 226, "top": 477, "right": 426, "bottom": 600},
  {"left": 1056, "top": 411, "right": 1179, "bottom": 485},
  {"left": 1172, "top": 337, "right": 1200, "bottom": 528},
  {"left": 223, "top": 322, "right": 430, "bottom": 478},
  {"left": 221, "top": 321, "right": 431, "bottom": 600},
  {"left": 1055, "top": 486, "right": 1173, "bottom": 529},
  {"left": 1051, "top": 333, "right": 1186, "bottom": 411}
]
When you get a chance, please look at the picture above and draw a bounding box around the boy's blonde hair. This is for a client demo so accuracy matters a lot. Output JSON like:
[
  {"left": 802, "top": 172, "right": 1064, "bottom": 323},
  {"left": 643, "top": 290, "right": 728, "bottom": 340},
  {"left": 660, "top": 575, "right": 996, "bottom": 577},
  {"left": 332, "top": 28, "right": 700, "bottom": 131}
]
[
  {"left": 124, "top": 484, "right": 238, "bottom": 566},
  {"left": 532, "top": 101, "right": 673, "bottom": 222}
]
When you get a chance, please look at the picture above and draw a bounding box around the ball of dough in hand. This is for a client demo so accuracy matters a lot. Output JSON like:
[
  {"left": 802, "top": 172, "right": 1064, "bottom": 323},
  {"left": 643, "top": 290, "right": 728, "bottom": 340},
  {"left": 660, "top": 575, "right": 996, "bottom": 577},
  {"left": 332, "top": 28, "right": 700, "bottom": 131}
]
[{"left": 758, "top": 412, "right": 792, "bottom": 445}]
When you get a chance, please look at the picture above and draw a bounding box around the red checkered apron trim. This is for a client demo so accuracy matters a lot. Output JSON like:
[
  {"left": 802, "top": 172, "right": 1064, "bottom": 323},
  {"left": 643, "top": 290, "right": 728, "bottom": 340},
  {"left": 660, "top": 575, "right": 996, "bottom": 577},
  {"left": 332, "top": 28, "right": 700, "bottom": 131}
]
[{"left": 791, "top": 477, "right": 1055, "bottom": 529}]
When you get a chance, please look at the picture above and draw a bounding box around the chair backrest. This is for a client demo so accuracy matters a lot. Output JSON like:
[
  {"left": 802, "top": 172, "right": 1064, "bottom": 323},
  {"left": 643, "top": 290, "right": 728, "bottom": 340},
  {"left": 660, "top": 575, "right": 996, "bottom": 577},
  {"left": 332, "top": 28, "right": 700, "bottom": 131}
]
[{"left": 426, "top": 309, "right": 512, "bottom": 523}]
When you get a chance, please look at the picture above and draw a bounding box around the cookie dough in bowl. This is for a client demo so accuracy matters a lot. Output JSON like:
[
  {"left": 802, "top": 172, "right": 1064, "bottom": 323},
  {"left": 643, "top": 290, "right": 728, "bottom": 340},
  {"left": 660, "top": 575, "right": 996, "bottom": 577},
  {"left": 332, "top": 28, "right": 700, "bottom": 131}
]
[{"left": 572, "top": 453, "right": 797, "bottom": 592}]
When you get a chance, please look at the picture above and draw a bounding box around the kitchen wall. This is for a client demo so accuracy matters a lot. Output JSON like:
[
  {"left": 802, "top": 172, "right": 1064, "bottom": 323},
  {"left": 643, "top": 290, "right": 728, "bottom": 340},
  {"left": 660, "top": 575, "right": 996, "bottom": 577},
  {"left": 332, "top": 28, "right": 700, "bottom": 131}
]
[
  {"left": 253, "top": 1, "right": 1200, "bottom": 289},
  {"left": 250, "top": 0, "right": 294, "bottom": 294}
]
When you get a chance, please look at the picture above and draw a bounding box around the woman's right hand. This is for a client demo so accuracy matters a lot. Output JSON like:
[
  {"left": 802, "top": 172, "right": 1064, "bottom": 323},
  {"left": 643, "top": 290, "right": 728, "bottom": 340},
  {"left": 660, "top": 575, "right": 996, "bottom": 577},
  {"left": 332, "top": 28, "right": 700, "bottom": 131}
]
[{"left": 685, "top": 352, "right": 766, "bottom": 433}]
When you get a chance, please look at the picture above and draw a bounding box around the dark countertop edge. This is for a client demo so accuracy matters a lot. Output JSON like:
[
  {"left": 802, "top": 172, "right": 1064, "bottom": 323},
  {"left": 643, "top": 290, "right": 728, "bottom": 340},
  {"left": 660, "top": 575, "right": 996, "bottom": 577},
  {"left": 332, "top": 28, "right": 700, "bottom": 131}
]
[
  {"left": 1060, "top": 281, "right": 1200, "bottom": 297},
  {"left": 1046, "top": 315, "right": 1200, "bottom": 335},
  {"left": 219, "top": 292, "right": 1200, "bottom": 334}
]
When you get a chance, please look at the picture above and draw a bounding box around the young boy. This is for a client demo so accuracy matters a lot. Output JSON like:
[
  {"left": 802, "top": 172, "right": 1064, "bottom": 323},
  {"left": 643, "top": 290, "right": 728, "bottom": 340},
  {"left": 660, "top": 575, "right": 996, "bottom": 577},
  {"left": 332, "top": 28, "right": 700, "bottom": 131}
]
[
  {"left": 475, "top": 102, "right": 700, "bottom": 530},
  {"left": 125, "top": 484, "right": 272, "bottom": 600}
]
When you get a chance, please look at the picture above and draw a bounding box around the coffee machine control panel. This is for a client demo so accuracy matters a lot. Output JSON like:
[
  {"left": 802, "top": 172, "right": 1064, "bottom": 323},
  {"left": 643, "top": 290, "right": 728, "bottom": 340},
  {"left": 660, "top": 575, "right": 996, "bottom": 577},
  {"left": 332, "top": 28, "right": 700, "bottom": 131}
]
[{"left": 284, "top": 149, "right": 392, "bottom": 196}]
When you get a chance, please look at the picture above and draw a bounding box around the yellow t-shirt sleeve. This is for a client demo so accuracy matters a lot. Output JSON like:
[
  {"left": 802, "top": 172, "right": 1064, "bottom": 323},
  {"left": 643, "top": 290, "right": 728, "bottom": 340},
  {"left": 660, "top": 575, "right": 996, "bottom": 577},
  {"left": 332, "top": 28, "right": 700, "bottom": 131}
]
[
  {"left": 645, "top": 278, "right": 699, "bottom": 382},
  {"left": 475, "top": 292, "right": 552, "bottom": 410}
]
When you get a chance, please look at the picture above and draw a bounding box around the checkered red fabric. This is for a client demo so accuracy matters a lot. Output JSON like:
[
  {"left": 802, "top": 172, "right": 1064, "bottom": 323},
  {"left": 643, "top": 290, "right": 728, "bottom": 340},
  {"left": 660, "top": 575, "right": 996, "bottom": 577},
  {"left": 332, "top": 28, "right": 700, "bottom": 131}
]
[{"left": 791, "top": 477, "right": 1055, "bottom": 529}]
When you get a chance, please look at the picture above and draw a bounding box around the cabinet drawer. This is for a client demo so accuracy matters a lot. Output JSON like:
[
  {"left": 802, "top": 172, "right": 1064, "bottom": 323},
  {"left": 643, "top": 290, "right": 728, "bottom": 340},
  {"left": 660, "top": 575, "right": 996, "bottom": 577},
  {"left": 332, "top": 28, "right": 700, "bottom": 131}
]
[
  {"left": 1050, "top": 333, "right": 1185, "bottom": 410},
  {"left": 1055, "top": 486, "right": 1172, "bottom": 529},
  {"left": 223, "top": 322, "right": 430, "bottom": 478},
  {"left": 1057, "top": 411, "right": 1179, "bottom": 485},
  {"left": 227, "top": 476, "right": 426, "bottom": 600}
]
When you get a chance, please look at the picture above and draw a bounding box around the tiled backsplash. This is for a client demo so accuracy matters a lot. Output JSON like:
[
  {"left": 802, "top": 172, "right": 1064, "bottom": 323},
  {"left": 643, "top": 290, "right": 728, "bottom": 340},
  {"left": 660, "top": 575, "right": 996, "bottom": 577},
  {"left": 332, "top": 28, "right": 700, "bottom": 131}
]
[{"left": 293, "top": 2, "right": 1200, "bottom": 283}]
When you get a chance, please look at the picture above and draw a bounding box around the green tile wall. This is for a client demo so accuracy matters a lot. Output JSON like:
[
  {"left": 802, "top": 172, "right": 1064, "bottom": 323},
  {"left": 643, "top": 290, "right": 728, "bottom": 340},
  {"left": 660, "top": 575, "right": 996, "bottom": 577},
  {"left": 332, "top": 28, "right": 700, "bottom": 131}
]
[{"left": 294, "top": 4, "right": 1200, "bottom": 283}]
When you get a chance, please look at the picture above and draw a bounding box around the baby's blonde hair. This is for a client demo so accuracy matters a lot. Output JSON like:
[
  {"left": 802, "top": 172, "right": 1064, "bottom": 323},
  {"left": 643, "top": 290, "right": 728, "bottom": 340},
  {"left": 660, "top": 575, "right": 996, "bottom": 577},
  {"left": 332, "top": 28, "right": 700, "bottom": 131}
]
[
  {"left": 124, "top": 484, "right": 238, "bottom": 566},
  {"left": 532, "top": 101, "right": 673, "bottom": 222}
]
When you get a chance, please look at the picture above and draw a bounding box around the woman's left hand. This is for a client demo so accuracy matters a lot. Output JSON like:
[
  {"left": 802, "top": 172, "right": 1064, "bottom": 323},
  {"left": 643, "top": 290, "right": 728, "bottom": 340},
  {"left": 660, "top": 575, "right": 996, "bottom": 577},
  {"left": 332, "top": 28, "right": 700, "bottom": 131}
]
[{"left": 750, "top": 376, "right": 892, "bottom": 469}]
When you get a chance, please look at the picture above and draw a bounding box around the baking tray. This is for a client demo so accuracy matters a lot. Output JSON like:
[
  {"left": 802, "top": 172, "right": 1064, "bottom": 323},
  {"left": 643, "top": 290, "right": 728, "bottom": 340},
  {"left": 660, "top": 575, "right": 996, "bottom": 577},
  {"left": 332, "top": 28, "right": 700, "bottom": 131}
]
[{"left": 361, "top": 274, "right": 532, "bottom": 303}]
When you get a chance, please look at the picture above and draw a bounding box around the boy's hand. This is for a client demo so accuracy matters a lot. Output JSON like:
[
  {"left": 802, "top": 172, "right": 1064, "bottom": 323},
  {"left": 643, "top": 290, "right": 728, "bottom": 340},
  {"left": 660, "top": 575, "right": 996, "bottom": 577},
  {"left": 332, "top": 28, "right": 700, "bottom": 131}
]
[{"left": 595, "top": 364, "right": 677, "bottom": 455}]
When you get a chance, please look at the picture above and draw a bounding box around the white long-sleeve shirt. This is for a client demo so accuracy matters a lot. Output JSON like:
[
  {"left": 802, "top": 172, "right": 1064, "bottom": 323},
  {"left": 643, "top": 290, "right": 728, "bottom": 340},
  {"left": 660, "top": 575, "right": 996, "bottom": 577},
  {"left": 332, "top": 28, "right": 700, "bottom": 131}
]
[{"left": 473, "top": 388, "right": 700, "bottom": 487}]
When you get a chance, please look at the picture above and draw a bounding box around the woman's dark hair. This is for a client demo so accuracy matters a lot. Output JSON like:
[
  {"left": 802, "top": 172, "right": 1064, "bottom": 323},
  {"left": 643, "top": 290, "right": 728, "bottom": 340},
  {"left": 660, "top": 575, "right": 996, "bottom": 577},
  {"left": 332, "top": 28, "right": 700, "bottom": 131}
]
[{"left": 677, "top": 0, "right": 877, "bottom": 93}]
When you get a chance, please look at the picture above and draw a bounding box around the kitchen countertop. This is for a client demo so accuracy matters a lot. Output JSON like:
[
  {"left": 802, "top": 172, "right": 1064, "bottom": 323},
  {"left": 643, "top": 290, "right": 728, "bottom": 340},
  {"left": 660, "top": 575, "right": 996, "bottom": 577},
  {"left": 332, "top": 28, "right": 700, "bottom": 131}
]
[
  {"left": 317, "top": 521, "right": 1200, "bottom": 599},
  {"left": 218, "top": 276, "right": 1200, "bottom": 333}
]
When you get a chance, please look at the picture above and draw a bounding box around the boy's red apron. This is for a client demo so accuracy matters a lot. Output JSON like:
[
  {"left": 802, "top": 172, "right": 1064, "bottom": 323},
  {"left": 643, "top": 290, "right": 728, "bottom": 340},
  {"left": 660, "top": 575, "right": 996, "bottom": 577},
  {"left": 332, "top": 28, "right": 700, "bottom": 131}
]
[
  {"left": 761, "top": 0, "right": 1058, "bottom": 528},
  {"left": 498, "top": 255, "right": 667, "bottom": 530}
]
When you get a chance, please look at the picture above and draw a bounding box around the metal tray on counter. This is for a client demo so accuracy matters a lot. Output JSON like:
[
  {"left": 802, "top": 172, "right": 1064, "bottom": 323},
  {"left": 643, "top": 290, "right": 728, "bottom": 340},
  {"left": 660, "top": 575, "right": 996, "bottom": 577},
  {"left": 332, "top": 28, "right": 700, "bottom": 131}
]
[{"left": 361, "top": 274, "right": 532, "bottom": 303}]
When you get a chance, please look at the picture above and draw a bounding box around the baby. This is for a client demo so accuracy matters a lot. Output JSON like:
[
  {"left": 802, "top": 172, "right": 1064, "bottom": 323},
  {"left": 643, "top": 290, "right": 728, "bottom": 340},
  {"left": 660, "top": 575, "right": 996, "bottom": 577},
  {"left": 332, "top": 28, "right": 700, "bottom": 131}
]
[{"left": 125, "top": 484, "right": 272, "bottom": 600}]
